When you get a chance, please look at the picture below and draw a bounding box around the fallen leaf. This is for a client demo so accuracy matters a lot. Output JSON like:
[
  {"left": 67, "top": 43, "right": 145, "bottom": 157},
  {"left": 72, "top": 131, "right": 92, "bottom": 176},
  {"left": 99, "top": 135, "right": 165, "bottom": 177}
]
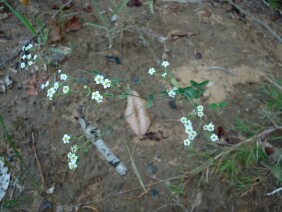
[
  {"left": 65, "top": 16, "right": 82, "bottom": 32},
  {"left": 50, "top": 23, "right": 62, "bottom": 42},
  {"left": 24, "top": 73, "right": 38, "bottom": 96},
  {"left": 125, "top": 90, "right": 151, "bottom": 136},
  {"left": 83, "top": 3, "right": 92, "bottom": 13},
  {"left": 167, "top": 30, "right": 196, "bottom": 40},
  {"left": 217, "top": 126, "right": 241, "bottom": 145},
  {"left": 19, "top": 0, "right": 29, "bottom": 6},
  {"left": 127, "top": 0, "right": 143, "bottom": 7}
]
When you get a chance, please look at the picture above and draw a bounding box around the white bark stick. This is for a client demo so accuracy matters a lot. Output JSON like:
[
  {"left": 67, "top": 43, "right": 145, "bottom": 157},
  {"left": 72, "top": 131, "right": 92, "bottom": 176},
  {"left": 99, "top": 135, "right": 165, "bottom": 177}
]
[{"left": 78, "top": 117, "right": 128, "bottom": 176}]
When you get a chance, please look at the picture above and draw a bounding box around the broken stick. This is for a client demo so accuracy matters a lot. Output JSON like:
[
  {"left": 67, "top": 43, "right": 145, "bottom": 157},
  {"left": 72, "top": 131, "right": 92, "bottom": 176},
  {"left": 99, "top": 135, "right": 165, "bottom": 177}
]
[{"left": 77, "top": 114, "right": 128, "bottom": 176}]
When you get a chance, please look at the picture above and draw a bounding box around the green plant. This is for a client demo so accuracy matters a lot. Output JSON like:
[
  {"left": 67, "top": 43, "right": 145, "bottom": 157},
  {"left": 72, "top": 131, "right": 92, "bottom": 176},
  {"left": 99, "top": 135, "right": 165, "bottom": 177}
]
[{"left": 268, "top": 0, "right": 282, "bottom": 8}]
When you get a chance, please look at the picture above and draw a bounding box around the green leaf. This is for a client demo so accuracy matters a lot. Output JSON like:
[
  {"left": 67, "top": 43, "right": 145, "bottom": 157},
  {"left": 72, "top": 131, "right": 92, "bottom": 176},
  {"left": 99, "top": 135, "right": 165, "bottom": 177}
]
[
  {"left": 119, "top": 93, "right": 128, "bottom": 99},
  {"left": 208, "top": 103, "right": 218, "bottom": 110},
  {"left": 219, "top": 101, "right": 227, "bottom": 108},
  {"left": 198, "top": 80, "right": 209, "bottom": 87},
  {"left": 146, "top": 93, "right": 154, "bottom": 108},
  {"left": 170, "top": 78, "right": 178, "bottom": 87},
  {"left": 190, "top": 80, "right": 198, "bottom": 87}
]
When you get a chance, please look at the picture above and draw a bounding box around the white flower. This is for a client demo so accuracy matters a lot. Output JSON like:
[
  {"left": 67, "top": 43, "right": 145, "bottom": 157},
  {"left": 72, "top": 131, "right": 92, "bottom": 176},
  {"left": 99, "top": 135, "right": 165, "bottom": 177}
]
[
  {"left": 184, "top": 119, "right": 192, "bottom": 127},
  {"left": 180, "top": 117, "right": 187, "bottom": 124},
  {"left": 44, "top": 81, "right": 50, "bottom": 88},
  {"left": 68, "top": 161, "right": 77, "bottom": 170},
  {"left": 162, "top": 72, "right": 167, "bottom": 78},
  {"left": 22, "top": 55, "right": 27, "bottom": 60},
  {"left": 22, "top": 46, "right": 25, "bottom": 51},
  {"left": 27, "top": 54, "right": 32, "bottom": 59},
  {"left": 95, "top": 75, "right": 104, "bottom": 84},
  {"left": 203, "top": 125, "right": 208, "bottom": 130},
  {"left": 60, "top": 74, "right": 68, "bottom": 81},
  {"left": 91, "top": 91, "right": 100, "bottom": 100},
  {"left": 183, "top": 139, "right": 191, "bottom": 146},
  {"left": 198, "top": 111, "right": 204, "bottom": 118},
  {"left": 47, "top": 87, "right": 56, "bottom": 99},
  {"left": 103, "top": 79, "right": 111, "bottom": 89},
  {"left": 28, "top": 61, "right": 33, "bottom": 66},
  {"left": 189, "top": 131, "right": 197, "bottom": 140},
  {"left": 58, "top": 69, "right": 62, "bottom": 73},
  {"left": 33, "top": 55, "right": 37, "bottom": 60},
  {"left": 207, "top": 123, "right": 214, "bottom": 132},
  {"left": 210, "top": 134, "right": 218, "bottom": 142},
  {"left": 148, "top": 68, "right": 156, "bottom": 75},
  {"left": 96, "top": 95, "right": 103, "bottom": 103},
  {"left": 63, "top": 86, "right": 69, "bottom": 94},
  {"left": 53, "top": 82, "right": 59, "bottom": 90},
  {"left": 161, "top": 61, "right": 169, "bottom": 68},
  {"left": 67, "top": 152, "right": 73, "bottom": 158},
  {"left": 62, "top": 134, "right": 71, "bottom": 144},
  {"left": 168, "top": 90, "right": 176, "bottom": 98},
  {"left": 197, "top": 105, "right": 204, "bottom": 112},
  {"left": 25, "top": 43, "right": 33, "bottom": 50},
  {"left": 20, "top": 62, "right": 26, "bottom": 69},
  {"left": 70, "top": 154, "right": 78, "bottom": 163},
  {"left": 41, "top": 84, "right": 45, "bottom": 90},
  {"left": 185, "top": 125, "right": 193, "bottom": 134}
]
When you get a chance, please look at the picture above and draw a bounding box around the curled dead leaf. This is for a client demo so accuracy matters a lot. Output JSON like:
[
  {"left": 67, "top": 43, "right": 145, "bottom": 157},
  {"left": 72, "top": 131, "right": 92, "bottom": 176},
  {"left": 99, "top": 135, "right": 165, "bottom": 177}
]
[
  {"left": 65, "top": 16, "right": 82, "bottom": 32},
  {"left": 50, "top": 23, "right": 62, "bottom": 42},
  {"left": 125, "top": 90, "right": 151, "bottom": 136}
]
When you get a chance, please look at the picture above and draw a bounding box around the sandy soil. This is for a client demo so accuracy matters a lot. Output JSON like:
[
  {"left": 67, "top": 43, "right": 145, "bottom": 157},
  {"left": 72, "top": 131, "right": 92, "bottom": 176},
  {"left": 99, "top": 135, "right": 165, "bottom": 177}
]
[{"left": 0, "top": 0, "right": 282, "bottom": 211}]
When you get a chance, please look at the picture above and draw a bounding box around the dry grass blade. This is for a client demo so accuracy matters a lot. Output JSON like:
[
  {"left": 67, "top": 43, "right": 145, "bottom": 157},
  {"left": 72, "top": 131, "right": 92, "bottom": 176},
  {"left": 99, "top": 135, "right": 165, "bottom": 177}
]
[{"left": 125, "top": 142, "right": 146, "bottom": 192}]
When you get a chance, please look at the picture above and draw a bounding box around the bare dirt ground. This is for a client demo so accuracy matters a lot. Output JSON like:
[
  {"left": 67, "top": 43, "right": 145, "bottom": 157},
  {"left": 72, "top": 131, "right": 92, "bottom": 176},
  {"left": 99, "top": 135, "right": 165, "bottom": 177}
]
[{"left": 0, "top": 0, "right": 282, "bottom": 211}]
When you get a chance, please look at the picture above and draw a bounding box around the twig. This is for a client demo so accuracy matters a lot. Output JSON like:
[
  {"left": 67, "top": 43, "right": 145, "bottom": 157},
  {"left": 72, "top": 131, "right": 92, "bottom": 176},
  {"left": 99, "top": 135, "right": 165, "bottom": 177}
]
[
  {"left": 205, "top": 66, "right": 236, "bottom": 75},
  {"left": 78, "top": 113, "right": 128, "bottom": 176},
  {"left": 31, "top": 132, "right": 45, "bottom": 189},
  {"left": 266, "top": 187, "right": 282, "bottom": 196},
  {"left": 227, "top": 0, "right": 282, "bottom": 43},
  {"left": 81, "top": 206, "right": 100, "bottom": 212}
]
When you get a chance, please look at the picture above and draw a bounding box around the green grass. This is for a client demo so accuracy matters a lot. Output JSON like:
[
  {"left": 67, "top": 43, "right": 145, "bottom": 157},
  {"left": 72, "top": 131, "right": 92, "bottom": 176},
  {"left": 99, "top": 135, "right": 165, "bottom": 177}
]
[{"left": 2, "top": 0, "right": 36, "bottom": 35}]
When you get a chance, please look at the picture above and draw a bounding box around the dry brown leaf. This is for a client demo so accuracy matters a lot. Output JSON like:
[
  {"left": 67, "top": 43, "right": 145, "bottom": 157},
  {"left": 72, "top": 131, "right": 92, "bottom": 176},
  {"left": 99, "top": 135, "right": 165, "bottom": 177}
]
[
  {"left": 19, "top": 0, "right": 29, "bottom": 6},
  {"left": 50, "top": 23, "right": 62, "bottom": 42},
  {"left": 125, "top": 90, "right": 151, "bottom": 136},
  {"left": 167, "top": 30, "right": 196, "bottom": 40},
  {"left": 65, "top": 16, "right": 82, "bottom": 32}
]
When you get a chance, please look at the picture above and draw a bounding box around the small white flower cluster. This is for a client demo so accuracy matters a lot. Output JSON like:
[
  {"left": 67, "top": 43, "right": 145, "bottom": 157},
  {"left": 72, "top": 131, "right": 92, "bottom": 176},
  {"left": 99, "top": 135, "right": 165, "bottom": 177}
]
[
  {"left": 180, "top": 117, "right": 197, "bottom": 146},
  {"left": 197, "top": 105, "right": 204, "bottom": 118},
  {"left": 94, "top": 75, "right": 112, "bottom": 89},
  {"left": 67, "top": 144, "right": 78, "bottom": 171},
  {"left": 20, "top": 43, "right": 38, "bottom": 69},
  {"left": 147, "top": 61, "right": 169, "bottom": 76},
  {"left": 42, "top": 70, "right": 70, "bottom": 100},
  {"left": 180, "top": 105, "right": 219, "bottom": 146},
  {"left": 91, "top": 91, "right": 103, "bottom": 103},
  {"left": 91, "top": 75, "right": 112, "bottom": 104},
  {"left": 203, "top": 122, "right": 218, "bottom": 142},
  {"left": 167, "top": 87, "right": 177, "bottom": 99},
  {"left": 62, "top": 134, "right": 79, "bottom": 171}
]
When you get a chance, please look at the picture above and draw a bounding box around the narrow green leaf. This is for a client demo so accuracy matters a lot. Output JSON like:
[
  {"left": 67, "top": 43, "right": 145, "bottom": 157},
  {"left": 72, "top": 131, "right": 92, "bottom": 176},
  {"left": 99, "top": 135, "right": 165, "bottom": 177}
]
[
  {"left": 119, "top": 93, "right": 128, "bottom": 99},
  {"left": 3, "top": 0, "right": 36, "bottom": 35},
  {"left": 190, "top": 80, "right": 198, "bottom": 87},
  {"left": 170, "top": 78, "right": 178, "bottom": 87},
  {"left": 85, "top": 22, "right": 108, "bottom": 31}
]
